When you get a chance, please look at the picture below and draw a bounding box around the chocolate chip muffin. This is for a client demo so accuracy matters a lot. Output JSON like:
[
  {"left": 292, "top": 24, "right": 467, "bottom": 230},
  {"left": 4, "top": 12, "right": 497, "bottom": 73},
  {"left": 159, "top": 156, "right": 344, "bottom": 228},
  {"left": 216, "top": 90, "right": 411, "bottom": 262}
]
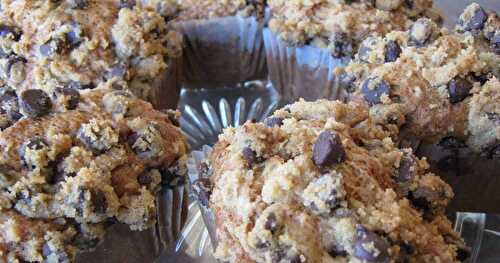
[
  {"left": 338, "top": 3, "right": 499, "bottom": 156},
  {"left": 268, "top": 0, "right": 440, "bottom": 58},
  {"left": 0, "top": 0, "right": 183, "bottom": 110},
  {"left": 204, "top": 100, "right": 467, "bottom": 262},
  {"left": 0, "top": 87, "right": 188, "bottom": 262},
  {"left": 176, "top": 0, "right": 267, "bottom": 20}
]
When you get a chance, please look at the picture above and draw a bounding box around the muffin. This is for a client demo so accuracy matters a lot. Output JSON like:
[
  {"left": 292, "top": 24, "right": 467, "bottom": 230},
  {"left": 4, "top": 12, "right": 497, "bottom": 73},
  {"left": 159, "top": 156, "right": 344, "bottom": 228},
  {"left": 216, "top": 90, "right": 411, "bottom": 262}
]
[
  {"left": 264, "top": 0, "right": 441, "bottom": 103},
  {"left": 173, "top": 0, "right": 268, "bottom": 88},
  {"left": 0, "top": 87, "right": 188, "bottom": 262},
  {"left": 201, "top": 99, "right": 467, "bottom": 262},
  {"left": 0, "top": 0, "right": 183, "bottom": 110},
  {"left": 339, "top": 3, "right": 499, "bottom": 156}
]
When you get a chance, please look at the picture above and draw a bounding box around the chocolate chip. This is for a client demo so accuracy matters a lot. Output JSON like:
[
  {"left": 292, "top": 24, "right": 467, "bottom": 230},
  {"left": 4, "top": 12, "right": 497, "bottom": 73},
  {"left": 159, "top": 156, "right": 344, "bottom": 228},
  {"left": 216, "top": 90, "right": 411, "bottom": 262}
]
[
  {"left": 164, "top": 110, "right": 180, "bottom": 127},
  {"left": 42, "top": 243, "right": 69, "bottom": 262},
  {"left": 384, "top": 40, "right": 401, "bottom": 62},
  {"left": 0, "top": 89, "right": 21, "bottom": 127},
  {"left": 128, "top": 130, "right": 161, "bottom": 160},
  {"left": 329, "top": 32, "right": 354, "bottom": 58},
  {"left": 89, "top": 189, "right": 107, "bottom": 214},
  {"left": 313, "top": 131, "right": 346, "bottom": 168},
  {"left": 119, "top": 0, "right": 136, "bottom": 9},
  {"left": 396, "top": 153, "right": 416, "bottom": 183},
  {"left": 460, "top": 5, "right": 487, "bottom": 31},
  {"left": 486, "top": 112, "right": 500, "bottom": 125},
  {"left": 0, "top": 25, "right": 21, "bottom": 41},
  {"left": 264, "top": 116, "right": 283, "bottom": 128},
  {"left": 409, "top": 18, "right": 433, "bottom": 46},
  {"left": 358, "top": 41, "right": 372, "bottom": 62},
  {"left": 68, "top": 0, "right": 89, "bottom": 9},
  {"left": 264, "top": 213, "right": 280, "bottom": 234},
  {"left": 399, "top": 242, "right": 414, "bottom": 258},
  {"left": 39, "top": 38, "right": 68, "bottom": 57},
  {"left": 137, "top": 172, "right": 153, "bottom": 186},
  {"left": 65, "top": 31, "right": 81, "bottom": 49},
  {"left": 361, "top": 78, "right": 390, "bottom": 105},
  {"left": 353, "top": 225, "right": 390, "bottom": 262},
  {"left": 338, "top": 73, "right": 357, "bottom": 93},
  {"left": 242, "top": 147, "right": 257, "bottom": 167},
  {"left": 328, "top": 245, "right": 348, "bottom": 257},
  {"left": 159, "top": 168, "right": 182, "bottom": 187},
  {"left": 448, "top": 77, "right": 472, "bottom": 104},
  {"left": 104, "top": 64, "right": 129, "bottom": 81},
  {"left": 192, "top": 178, "right": 212, "bottom": 207},
  {"left": 471, "top": 73, "right": 490, "bottom": 85},
  {"left": 407, "top": 190, "right": 432, "bottom": 213},
  {"left": 456, "top": 246, "right": 471, "bottom": 261},
  {"left": 20, "top": 137, "right": 48, "bottom": 169},
  {"left": 439, "top": 136, "right": 466, "bottom": 149},
  {"left": 53, "top": 87, "right": 80, "bottom": 110},
  {"left": 67, "top": 80, "right": 95, "bottom": 90},
  {"left": 19, "top": 89, "right": 52, "bottom": 118}
]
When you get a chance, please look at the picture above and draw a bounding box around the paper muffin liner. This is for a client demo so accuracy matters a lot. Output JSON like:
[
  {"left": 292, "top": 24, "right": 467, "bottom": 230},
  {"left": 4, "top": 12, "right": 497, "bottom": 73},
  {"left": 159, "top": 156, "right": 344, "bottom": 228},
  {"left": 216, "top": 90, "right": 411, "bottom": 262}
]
[
  {"left": 174, "top": 13, "right": 269, "bottom": 89},
  {"left": 263, "top": 28, "right": 351, "bottom": 104},
  {"left": 149, "top": 55, "right": 183, "bottom": 110},
  {"left": 415, "top": 142, "right": 500, "bottom": 214},
  {"left": 74, "top": 182, "right": 189, "bottom": 263}
]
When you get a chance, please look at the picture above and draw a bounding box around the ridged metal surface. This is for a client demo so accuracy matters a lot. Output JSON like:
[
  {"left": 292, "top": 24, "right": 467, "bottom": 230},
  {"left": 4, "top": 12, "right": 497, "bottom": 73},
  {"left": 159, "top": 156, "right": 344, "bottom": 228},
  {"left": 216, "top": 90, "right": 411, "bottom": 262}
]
[{"left": 178, "top": 80, "right": 280, "bottom": 150}]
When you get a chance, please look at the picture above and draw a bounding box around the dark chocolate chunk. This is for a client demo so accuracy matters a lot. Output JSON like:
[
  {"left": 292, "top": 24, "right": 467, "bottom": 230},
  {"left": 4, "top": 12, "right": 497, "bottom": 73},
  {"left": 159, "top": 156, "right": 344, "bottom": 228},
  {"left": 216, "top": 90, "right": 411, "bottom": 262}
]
[
  {"left": 0, "top": 89, "right": 21, "bottom": 127},
  {"left": 360, "top": 78, "right": 390, "bottom": 105},
  {"left": 53, "top": 87, "right": 80, "bottom": 110},
  {"left": 459, "top": 5, "right": 487, "bottom": 31},
  {"left": 19, "top": 89, "right": 52, "bottom": 117},
  {"left": 407, "top": 190, "right": 432, "bottom": 213},
  {"left": 328, "top": 245, "right": 348, "bottom": 257},
  {"left": 119, "top": 0, "right": 136, "bottom": 9},
  {"left": 104, "top": 63, "right": 129, "bottom": 81},
  {"left": 264, "top": 116, "right": 283, "bottom": 128},
  {"left": 396, "top": 153, "right": 417, "bottom": 183},
  {"left": 330, "top": 32, "right": 354, "bottom": 58},
  {"left": 338, "top": 73, "right": 357, "bottom": 93},
  {"left": 192, "top": 178, "right": 212, "bottom": 207},
  {"left": 264, "top": 212, "right": 280, "bottom": 235},
  {"left": 438, "top": 136, "right": 466, "bottom": 149},
  {"left": 456, "top": 246, "right": 471, "bottom": 261},
  {"left": 313, "top": 131, "right": 346, "bottom": 168},
  {"left": 353, "top": 225, "right": 390, "bottom": 262},
  {"left": 409, "top": 18, "right": 433, "bottom": 46},
  {"left": 242, "top": 147, "right": 257, "bottom": 167},
  {"left": 358, "top": 41, "right": 372, "bottom": 62},
  {"left": 0, "top": 25, "right": 21, "bottom": 41},
  {"left": 137, "top": 172, "right": 153, "bottom": 186},
  {"left": 127, "top": 129, "right": 161, "bottom": 160},
  {"left": 39, "top": 38, "right": 68, "bottom": 57},
  {"left": 65, "top": 31, "right": 81, "bottom": 49},
  {"left": 67, "top": 80, "right": 95, "bottom": 90},
  {"left": 448, "top": 77, "right": 473, "bottom": 104},
  {"left": 384, "top": 40, "right": 401, "bottom": 62},
  {"left": 78, "top": 126, "right": 114, "bottom": 154},
  {"left": 42, "top": 243, "right": 70, "bottom": 262},
  {"left": 20, "top": 138, "right": 48, "bottom": 169},
  {"left": 68, "top": 0, "right": 89, "bottom": 9},
  {"left": 486, "top": 112, "right": 500, "bottom": 125}
]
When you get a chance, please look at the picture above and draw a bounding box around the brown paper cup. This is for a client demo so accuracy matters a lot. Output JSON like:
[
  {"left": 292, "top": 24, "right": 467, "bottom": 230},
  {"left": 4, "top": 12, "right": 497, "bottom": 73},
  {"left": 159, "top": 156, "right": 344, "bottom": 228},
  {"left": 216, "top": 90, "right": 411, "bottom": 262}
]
[
  {"left": 263, "top": 28, "right": 351, "bottom": 104},
  {"left": 416, "top": 143, "right": 500, "bottom": 215},
  {"left": 149, "top": 55, "right": 183, "bottom": 110},
  {"left": 174, "top": 14, "right": 268, "bottom": 89}
]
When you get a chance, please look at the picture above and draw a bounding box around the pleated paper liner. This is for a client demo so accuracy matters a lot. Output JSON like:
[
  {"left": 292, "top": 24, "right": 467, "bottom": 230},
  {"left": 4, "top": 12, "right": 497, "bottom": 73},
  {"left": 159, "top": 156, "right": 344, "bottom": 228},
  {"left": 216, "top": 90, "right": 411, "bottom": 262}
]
[{"left": 174, "top": 11, "right": 270, "bottom": 89}]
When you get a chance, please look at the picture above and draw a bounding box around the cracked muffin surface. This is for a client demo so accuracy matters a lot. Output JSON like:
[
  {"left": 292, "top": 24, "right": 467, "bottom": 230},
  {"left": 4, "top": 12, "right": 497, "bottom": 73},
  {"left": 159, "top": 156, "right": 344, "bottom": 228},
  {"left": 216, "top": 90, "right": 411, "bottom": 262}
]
[
  {"left": 0, "top": 87, "right": 188, "bottom": 262},
  {"left": 0, "top": 0, "right": 182, "bottom": 111},
  {"left": 205, "top": 99, "right": 467, "bottom": 263},
  {"left": 339, "top": 3, "right": 499, "bottom": 156},
  {"left": 176, "top": 0, "right": 267, "bottom": 20},
  {"left": 268, "top": 0, "right": 440, "bottom": 58}
]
